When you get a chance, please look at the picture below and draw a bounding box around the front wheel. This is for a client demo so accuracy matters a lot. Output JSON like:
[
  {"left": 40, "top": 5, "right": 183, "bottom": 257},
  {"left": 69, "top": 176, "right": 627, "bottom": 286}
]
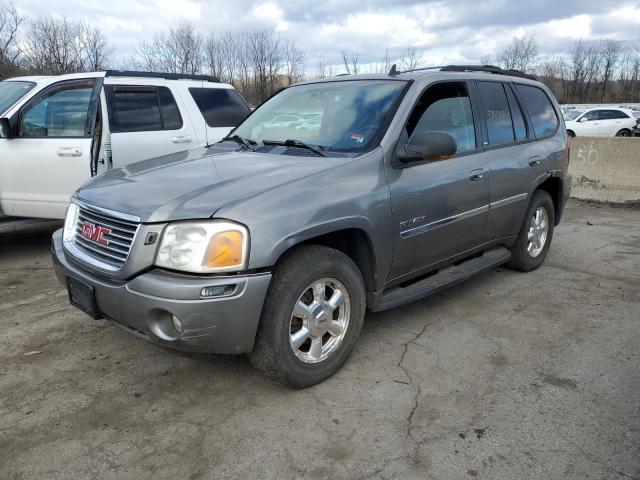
[
  {"left": 249, "top": 245, "right": 366, "bottom": 388},
  {"left": 615, "top": 129, "right": 631, "bottom": 137},
  {"left": 506, "top": 190, "right": 555, "bottom": 272},
  {"left": 566, "top": 130, "right": 575, "bottom": 138}
]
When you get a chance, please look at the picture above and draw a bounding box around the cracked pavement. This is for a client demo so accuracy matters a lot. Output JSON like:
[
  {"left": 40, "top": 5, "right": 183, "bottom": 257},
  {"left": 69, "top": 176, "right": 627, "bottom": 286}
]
[{"left": 1, "top": 200, "right": 639, "bottom": 479}]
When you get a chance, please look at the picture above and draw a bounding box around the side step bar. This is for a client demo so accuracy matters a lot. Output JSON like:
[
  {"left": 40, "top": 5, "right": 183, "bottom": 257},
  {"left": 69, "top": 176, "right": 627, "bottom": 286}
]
[{"left": 370, "top": 247, "right": 511, "bottom": 312}]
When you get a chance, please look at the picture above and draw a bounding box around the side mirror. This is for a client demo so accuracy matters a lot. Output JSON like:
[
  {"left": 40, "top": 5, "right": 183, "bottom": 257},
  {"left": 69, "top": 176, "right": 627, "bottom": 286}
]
[
  {"left": 399, "top": 132, "right": 457, "bottom": 163},
  {"left": 579, "top": 117, "right": 588, "bottom": 123},
  {"left": 0, "top": 118, "right": 13, "bottom": 138}
]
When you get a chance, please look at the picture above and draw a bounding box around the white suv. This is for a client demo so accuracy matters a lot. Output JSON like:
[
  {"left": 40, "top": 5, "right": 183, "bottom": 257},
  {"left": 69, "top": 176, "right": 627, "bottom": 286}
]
[
  {"left": 564, "top": 107, "right": 637, "bottom": 138},
  {"left": 0, "top": 71, "right": 250, "bottom": 219}
]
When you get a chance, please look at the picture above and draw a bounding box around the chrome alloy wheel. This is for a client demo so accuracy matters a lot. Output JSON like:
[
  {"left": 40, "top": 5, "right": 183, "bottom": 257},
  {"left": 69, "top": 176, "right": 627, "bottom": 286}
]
[
  {"left": 527, "top": 206, "right": 549, "bottom": 258},
  {"left": 289, "top": 278, "right": 351, "bottom": 364}
]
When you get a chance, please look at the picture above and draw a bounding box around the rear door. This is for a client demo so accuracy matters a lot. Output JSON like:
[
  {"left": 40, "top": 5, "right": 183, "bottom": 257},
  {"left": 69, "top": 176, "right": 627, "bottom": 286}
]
[
  {"left": 187, "top": 86, "right": 251, "bottom": 144},
  {"left": 598, "top": 109, "right": 633, "bottom": 136},
  {"left": 478, "top": 81, "right": 548, "bottom": 239},
  {"left": 105, "top": 84, "right": 197, "bottom": 168},
  {"left": 386, "top": 81, "right": 490, "bottom": 280},
  {"left": 0, "top": 78, "right": 100, "bottom": 219}
]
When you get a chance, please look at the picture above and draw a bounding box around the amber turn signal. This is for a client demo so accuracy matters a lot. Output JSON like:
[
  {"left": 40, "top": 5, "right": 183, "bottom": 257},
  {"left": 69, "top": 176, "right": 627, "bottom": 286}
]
[{"left": 205, "top": 230, "right": 245, "bottom": 268}]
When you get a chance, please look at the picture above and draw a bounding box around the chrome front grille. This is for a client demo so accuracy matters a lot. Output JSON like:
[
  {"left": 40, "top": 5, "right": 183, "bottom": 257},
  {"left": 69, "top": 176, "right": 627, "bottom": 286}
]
[{"left": 73, "top": 205, "right": 139, "bottom": 270}]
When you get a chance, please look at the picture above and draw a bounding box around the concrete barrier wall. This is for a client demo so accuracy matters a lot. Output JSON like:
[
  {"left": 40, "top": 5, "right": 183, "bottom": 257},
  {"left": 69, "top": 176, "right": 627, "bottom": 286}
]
[{"left": 569, "top": 137, "right": 640, "bottom": 203}]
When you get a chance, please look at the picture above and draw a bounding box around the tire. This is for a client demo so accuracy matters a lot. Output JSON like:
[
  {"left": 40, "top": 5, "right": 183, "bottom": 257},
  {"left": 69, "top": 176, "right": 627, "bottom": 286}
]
[
  {"left": 566, "top": 130, "right": 575, "bottom": 138},
  {"left": 249, "top": 245, "right": 366, "bottom": 388},
  {"left": 615, "top": 129, "right": 631, "bottom": 137},
  {"left": 506, "top": 190, "right": 555, "bottom": 272}
]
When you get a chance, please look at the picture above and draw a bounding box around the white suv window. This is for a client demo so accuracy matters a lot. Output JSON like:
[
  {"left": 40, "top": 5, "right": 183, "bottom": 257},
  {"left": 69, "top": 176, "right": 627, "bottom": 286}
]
[
  {"left": 105, "top": 85, "right": 183, "bottom": 133},
  {"left": 19, "top": 81, "right": 94, "bottom": 138}
]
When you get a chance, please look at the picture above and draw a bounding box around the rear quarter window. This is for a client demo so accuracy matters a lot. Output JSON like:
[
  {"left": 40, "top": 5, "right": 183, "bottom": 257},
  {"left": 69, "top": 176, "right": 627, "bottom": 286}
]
[
  {"left": 189, "top": 88, "right": 250, "bottom": 127},
  {"left": 515, "top": 84, "right": 559, "bottom": 137}
]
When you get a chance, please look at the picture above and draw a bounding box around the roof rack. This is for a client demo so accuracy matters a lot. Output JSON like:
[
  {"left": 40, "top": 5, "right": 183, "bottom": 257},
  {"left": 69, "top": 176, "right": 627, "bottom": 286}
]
[
  {"left": 389, "top": 64, "right": 536, "bottom": 80},
  {"left": 104, "top": 70, "right": 220, "bottom": 83}
]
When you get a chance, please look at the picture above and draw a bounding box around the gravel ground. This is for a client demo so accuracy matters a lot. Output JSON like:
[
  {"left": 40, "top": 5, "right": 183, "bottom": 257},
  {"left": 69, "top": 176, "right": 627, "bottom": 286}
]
[{"left": 1, "top": 200, "right": 638, "bottom": 480}]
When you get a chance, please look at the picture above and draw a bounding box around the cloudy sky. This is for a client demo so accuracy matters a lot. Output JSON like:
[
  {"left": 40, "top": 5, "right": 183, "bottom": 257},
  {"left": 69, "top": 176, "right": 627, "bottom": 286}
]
[{"left": 12, "top": 0, "right": 640, "bottom": 71}]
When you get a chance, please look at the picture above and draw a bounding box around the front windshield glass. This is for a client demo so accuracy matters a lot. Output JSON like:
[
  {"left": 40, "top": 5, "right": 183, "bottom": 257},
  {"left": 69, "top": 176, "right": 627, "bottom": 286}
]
[
  {"left": 0, "top": 81, "right": 36, "bottom": 115},
  {"left": 563, "top": 110, "right": 582, "bottom": 121},
  {"left": 232, "top": 80, "right": 407, "bottom": 153}
]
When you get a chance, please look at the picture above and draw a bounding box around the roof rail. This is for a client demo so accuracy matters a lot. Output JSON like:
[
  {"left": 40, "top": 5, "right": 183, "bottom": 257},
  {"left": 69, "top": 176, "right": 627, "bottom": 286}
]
[
  {"left": 389, "top": 64, "right": 536, "bottom": 80},
  {"left": 104, "top": 70, "right": 220, "bottom": 83}
]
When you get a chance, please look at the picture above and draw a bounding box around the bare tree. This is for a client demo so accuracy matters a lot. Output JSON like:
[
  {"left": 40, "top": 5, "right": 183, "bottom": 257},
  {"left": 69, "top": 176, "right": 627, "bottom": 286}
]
[
  {"left": 398, "top": 47, "right": 423, "bottom": 71},
  {"left": 341, "top": 49, "right": 360, "bottom": 74},
  {"left": 496, "top": 35, "right": 538, "bottom": 72},
  {"left": 204, "top": 32, "right": 242, "bottom": 82},
  {"left": 0, "top": 2, "right": 24, "bottom": 77},
  {"left": 77, "top": 25, "right": 113, "bottom": 71},
  {"left": 23, "top": 16, "right": 111, "bottom": 74},
  {"left": 248, "top": 31, "right": 283, "bottom": 104},
  {"left": 619, "top": 49, "right": 640, "bottom": 102},
  {"left": 598, "top": 39, "right": 622, "bottom": 101},
  {"left": 136, "top": 22, "right": 203, "bottom": 74},
  {"left": 317, "top": 55, "right": 333, "bottom": 78},
  {"left": 283, "top": 40, "right": 304, "bottom": 85},
  {"left": 372, "top": 49, "right": 391, "bottom": 73}
]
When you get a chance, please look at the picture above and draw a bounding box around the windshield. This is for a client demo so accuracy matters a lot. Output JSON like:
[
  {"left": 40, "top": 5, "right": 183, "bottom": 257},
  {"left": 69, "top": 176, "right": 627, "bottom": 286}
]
[
  {"left": 563, "top": 110, "right": 583, "bottom": 121},
  {"left": 0, "top": 81, "right": 36, "bottom": 115},
  {"left": 232, "top": 80, "right": 407, "bottom": 154}
]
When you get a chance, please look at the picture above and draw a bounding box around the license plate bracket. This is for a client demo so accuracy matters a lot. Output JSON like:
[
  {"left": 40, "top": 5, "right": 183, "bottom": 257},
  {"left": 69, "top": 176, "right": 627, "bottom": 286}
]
[{"left": 67, "top": 277, "right": 102, "bottom": 320}]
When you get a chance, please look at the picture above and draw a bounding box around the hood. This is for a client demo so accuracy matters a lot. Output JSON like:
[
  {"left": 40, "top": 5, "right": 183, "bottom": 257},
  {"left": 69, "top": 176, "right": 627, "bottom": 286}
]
[{"left": 75, "top": 147, "right": 348, "bottom": 223}]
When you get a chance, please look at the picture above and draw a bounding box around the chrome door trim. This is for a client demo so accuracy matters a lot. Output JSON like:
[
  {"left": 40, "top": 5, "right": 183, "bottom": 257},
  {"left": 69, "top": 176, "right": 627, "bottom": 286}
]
[
  {"left": 400, "top": 204, "right": 490, "bottom": 239},
  {"left": 489, "top": 193, "right": 528, "bottom": 210}
]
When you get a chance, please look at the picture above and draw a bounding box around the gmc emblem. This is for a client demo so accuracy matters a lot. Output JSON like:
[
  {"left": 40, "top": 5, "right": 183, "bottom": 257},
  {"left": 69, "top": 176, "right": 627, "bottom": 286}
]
[{"left": 80, "top": 221, "right": 111, "bottom": 246}]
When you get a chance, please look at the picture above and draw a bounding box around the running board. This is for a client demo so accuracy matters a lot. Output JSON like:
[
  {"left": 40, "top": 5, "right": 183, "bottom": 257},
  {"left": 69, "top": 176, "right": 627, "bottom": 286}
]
[{"left": 371, "top": 247, "right": 511, "bottom": 312}]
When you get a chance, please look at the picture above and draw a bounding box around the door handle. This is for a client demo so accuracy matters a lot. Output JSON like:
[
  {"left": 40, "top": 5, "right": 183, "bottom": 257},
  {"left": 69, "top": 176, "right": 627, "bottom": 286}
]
[
  {"left": 57, "top": 147, "right": 82, "bottom": 157},
  {"left": 528, "top": 156, "right": 542, "bottom": 167},
  {"left": 469, "top": 168, "right": 485, "bottom": 181},
  {"left": 172, "top": 135, "right": 192, "bottom": 144}
]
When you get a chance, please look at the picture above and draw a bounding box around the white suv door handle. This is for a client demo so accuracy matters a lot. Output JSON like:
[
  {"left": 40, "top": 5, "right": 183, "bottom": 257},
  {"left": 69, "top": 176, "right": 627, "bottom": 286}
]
[
  {"left": 172, "top": 135, "right": 192, "bottom": 144},
  {"left": 57, "top": 147, "right": 83, "bottom": 157}
]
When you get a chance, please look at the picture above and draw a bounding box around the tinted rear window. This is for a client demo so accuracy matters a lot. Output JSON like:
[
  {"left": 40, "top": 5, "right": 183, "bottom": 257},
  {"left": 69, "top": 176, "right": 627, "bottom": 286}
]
[
  {"left": 478, "top": 81, "right": 514, "bottom": 146},
  {"left": 600, "top": 110, "right": 629, "bottom": 120},
  {"left": 515, "top": 84, "right": 558, "bottom": 137},
  {"left": 107, "top": 85, "right": 182, "bottom": 133},
  {"left": 505, "top": 85, "right": 527, "bottom": 141},
  {"left": 189, "top": 88, "right": 250, "bottom": 127}
]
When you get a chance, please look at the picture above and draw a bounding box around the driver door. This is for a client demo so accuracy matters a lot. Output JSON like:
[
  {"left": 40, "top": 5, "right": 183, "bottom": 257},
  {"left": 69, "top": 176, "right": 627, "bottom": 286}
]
[
  {"left": 0, "top": 78, "right": 101, "bottom": 219},
  {"left": 386, "top": 81, "right": 490, "bottom": 281},
  {"left": 577, "top": 110, "right": 602, "bottom": 136}
]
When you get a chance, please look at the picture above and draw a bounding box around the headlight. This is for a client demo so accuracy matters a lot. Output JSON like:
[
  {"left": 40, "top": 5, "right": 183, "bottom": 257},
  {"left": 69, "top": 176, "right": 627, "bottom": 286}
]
[
  {"left": 155, "top": 221, "right": 249, "bottom": 273},
  {"left": 63, "top": 202, "right": 80, "bottom": 243}
]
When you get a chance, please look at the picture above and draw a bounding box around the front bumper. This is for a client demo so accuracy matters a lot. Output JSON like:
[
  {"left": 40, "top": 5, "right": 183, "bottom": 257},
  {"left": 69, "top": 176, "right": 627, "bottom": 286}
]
[{"left": 51, "top": 229, "right": 271, "bottom": 354}]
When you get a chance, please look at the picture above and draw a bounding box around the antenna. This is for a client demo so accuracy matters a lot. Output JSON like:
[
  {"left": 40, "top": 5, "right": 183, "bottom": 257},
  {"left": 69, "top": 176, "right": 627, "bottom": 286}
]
[{"left": 388, "top": 64, "right": 399, "bottom": 76}]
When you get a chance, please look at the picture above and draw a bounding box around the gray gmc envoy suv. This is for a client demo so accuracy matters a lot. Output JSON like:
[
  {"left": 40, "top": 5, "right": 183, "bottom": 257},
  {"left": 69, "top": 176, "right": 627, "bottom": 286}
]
[{"left": 52, "top": 65, "right": 571, "bottom": 387}]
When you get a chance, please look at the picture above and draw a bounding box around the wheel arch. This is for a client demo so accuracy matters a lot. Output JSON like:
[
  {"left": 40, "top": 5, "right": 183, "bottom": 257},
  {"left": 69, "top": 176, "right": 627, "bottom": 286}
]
[
  {"left": 270, "top": 221, "right": 379, "bottom": 297},
  {"left": 535, "top": 176, "right": 563, "bottom": 225}
]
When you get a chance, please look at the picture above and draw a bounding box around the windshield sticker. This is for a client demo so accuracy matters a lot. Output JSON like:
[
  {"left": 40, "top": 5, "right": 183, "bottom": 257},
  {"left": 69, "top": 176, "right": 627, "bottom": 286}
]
[{"left": 350, "top": 133, "right": 365, "bottom": 143}]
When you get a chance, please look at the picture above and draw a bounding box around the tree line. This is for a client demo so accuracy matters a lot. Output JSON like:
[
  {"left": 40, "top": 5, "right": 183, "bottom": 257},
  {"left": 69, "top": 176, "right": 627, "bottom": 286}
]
[
  {"left": 2, "top": 1, "right": 640, "bottom": 105},
  {"left": 487, "top": 35, "right": 640, "bottom": 103}
]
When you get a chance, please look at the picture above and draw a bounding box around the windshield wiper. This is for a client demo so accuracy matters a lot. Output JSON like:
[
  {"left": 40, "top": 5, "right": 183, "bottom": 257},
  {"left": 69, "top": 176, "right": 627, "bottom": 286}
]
[
  {"left": 262, "top": 139, "right": 327, "bottom": 157},
  {"left": 221, "top": 134, "right": 256, "bottom": 149}
]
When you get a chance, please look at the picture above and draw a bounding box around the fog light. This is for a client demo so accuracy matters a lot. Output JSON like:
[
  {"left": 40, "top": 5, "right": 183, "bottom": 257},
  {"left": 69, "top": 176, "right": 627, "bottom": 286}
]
[
  {"left": 200, "top": 285, "right": 236, "bottom": 298},
  {"left": 171, "top": 315, "right": 183, "bottom": 333}
]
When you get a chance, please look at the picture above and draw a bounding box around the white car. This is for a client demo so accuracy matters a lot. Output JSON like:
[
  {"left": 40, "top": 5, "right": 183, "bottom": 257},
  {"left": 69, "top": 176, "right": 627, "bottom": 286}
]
[
  {"left": 565, "top": 107, "right": 637, "bottom": 138},
  {"left": 0, "top": 71, "right": 250, "bottom": 219}
]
